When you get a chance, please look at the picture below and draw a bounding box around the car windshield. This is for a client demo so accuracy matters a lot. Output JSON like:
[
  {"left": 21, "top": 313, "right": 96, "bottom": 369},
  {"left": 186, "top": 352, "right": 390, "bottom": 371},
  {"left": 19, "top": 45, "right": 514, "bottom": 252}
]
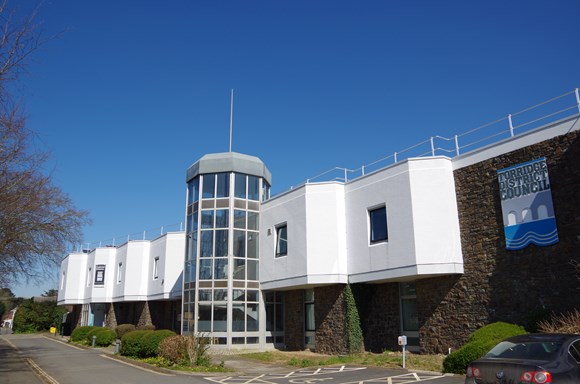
[{"left": 485, "top": 341, "right": 562, "bottom": 360}]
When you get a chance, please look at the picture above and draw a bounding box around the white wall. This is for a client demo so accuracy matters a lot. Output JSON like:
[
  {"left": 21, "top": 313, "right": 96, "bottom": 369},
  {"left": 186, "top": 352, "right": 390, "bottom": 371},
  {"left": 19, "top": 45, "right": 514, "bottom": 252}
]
[
  {"left": 260, "top": 157, "right": 464, "bottom": 288},
  {"left": 58, "top": 233, "right": 186, "bottom": 306}
]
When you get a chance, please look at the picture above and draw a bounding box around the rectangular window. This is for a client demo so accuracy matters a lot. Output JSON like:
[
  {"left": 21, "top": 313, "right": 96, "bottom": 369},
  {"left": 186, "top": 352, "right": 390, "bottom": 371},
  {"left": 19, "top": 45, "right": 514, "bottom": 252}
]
[
  {"left": 216, "top": 173, "right": 230, "bottom": 198},
  {"left": 202, "top": 174, "right": 215, "bottom": 199},
  {"left": 275, "top": 224, "right": 288, "bottom": 257},
  {"left": 369, "top": 206, "right": 388, "bottom": 243},
  {"left": 235, "top": 173, "right": 246, "bottom": 199},
  {"left": 153, "top": 257, "right": 159, "bottom": 279},
  {"left": 117, "top": 263, "right": 123, "bottom": 284}
]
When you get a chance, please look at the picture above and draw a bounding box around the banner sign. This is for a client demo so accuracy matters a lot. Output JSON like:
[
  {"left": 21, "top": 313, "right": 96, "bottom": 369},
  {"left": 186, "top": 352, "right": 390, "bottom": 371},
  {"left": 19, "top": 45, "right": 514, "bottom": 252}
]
[
  {"left": 94, "top": 264, "right": 106, "bottom": 286},
  {"left": 497, "top": 157, "right": 558, "bottom": 250}
]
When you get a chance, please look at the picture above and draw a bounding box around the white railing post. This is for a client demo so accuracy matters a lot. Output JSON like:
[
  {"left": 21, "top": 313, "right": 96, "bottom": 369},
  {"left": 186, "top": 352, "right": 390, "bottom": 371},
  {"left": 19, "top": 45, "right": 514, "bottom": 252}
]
[
  {"left": 160, "top": 226, "right": 164, "bottom": 235},
  {"left": 508, "top": 114, "right": 514, "bottom": 136},
  {"left": 143, "top": 230, "right": 146, "bottom": 240},
  {"left": 454, "top": 135, "right": 460, "bottom": 156},
  {"left": 575, "top": 88, "right": 580, "bottom": 114},
  {"left": 344, "top": 168, "right": 347, "bottom": 182},
  {"left": 361, "top": 165, "right": 365, "bottom": 176},
  {"left": 430, "top": 136, "right": 435, "bottom": 156},
  {"left": 127, "top": 234, "right": 130, "bottom": 242},
  {"left": 394, "top": 152, "right": 397, "bottom": 163}
]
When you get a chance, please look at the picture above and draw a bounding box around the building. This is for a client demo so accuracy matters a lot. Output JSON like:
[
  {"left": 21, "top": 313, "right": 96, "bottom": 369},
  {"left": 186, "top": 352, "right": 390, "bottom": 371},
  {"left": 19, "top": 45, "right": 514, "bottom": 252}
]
[
  {"left": 59, "top": 90, "right": 580, "bottom": 353},
  {"left": 58, "top": 232, "right": 184, "bottom": 332}
]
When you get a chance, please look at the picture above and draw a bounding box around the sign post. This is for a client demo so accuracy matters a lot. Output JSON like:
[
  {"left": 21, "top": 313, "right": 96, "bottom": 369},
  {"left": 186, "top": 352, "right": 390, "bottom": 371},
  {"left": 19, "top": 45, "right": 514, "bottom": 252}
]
[{"left": 398, "top": 336, "right": 407, "bottom": 368}]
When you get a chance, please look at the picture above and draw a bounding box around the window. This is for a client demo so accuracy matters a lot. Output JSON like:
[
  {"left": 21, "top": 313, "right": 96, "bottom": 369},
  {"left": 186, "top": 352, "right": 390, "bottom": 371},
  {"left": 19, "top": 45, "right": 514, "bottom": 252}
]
[
  {"left": 153, "top": 257, "right": 159, "bottom": 279},
  {"left": 369, "top": 206, "right": 388, "bottom": 243},
  {"left": 275, "top": 224, "right": 288, "bottom": 257},
  {"left": 117, "top": 262, "right": 123, "bottom": 284}
]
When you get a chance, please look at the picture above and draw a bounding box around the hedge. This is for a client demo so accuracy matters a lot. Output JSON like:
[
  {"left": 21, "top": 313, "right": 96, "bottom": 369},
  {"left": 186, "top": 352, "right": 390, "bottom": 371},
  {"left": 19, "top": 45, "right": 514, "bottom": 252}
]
[
  {"left": 443, "top": 322, "right": 527, "bottom": 374},
  {"left": 86, "top": 327, "right": 116, "bottom": 347},
  {"left": 115, "top": 323, "right": 136, "bottom": 339},
  {"left": 71, "top": 326, "right": 97, "bottom": 343},
  {"left": 140, "top": 330, "right": 177, "bottom": 357},
  {"left": 120, "top": 330, "right": 152, "bottom": 357}
]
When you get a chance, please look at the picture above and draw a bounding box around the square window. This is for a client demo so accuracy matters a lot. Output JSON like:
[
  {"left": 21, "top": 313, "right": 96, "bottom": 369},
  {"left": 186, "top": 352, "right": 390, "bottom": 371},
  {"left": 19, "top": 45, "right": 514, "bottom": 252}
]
[
  {"left": 275, "top": 225, "right": 287, "bottom": 257},
  {"left": 369, "top": 206, "right": 388, "bottom": 243}
]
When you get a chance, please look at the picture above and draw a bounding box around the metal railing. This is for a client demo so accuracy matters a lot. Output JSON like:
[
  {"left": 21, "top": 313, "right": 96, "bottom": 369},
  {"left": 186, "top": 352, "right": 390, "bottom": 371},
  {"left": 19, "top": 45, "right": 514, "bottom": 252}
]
[
  {"left": 76, "top": 222, "right": 184, "bottom": 253},
  {"left": 289, "top": 88, "right": 580, "bottom": 188}
]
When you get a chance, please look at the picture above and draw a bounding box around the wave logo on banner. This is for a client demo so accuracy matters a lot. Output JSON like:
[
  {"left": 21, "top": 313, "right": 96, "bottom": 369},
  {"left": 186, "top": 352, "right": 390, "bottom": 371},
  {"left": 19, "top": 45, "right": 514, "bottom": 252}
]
[{"left": 497, "top": 158, "right": 559, "bottom": 250}]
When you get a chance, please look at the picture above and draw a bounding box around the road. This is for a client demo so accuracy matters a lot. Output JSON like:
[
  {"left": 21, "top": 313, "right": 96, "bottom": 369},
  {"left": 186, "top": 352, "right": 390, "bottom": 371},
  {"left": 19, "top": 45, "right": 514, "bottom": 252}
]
[{"left": 0, "top": 334, "right": 465, "bottom": 384}]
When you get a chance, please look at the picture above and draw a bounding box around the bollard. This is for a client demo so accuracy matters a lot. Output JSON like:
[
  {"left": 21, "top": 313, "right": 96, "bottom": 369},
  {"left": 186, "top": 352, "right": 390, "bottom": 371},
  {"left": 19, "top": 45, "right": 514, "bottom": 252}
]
[
  {"left": 92, "top": 335, "right": 96, "bottom": 347},
  {"left": 115, "top": 339, "right": 120, "bottom": 354}
]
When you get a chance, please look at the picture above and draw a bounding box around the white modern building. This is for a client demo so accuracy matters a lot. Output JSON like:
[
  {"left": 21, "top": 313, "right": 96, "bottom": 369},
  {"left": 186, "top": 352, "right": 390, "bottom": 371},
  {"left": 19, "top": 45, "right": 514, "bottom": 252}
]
[
  {"left": 59, "top": 90, "right": 580, "bottom": 353},
  {"left": 58, "top": 232, "right": 184, "bottom": 332}
]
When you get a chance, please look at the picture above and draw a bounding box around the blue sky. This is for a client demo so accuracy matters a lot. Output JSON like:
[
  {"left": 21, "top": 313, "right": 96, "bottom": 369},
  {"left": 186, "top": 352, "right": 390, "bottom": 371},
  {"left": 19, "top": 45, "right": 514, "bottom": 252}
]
[{"left": 12, "top": 0, "right": 580, "bottom": 296}]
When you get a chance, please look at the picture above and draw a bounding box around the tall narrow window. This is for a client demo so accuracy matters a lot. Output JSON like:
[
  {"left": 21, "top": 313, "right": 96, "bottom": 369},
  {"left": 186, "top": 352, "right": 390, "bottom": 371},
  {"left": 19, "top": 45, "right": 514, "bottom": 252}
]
[
  {"left": 275, "top": 224, "right": 288, "bottom": 257},
  {"left": 153, "top": 257, "right": 160, "bottom": 279},
  {"left": 117, "top": 262, "right": 123, "bottom": 284},
  {"left": 369, "top": 206, "right": 388, "bottom": 243}
]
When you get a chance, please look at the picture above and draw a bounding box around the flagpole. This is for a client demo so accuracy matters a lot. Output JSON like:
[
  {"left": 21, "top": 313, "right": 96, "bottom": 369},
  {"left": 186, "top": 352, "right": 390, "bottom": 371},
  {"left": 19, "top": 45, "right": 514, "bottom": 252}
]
[{"left": 229, "top": 89, "right": 234, "bottom": 152}]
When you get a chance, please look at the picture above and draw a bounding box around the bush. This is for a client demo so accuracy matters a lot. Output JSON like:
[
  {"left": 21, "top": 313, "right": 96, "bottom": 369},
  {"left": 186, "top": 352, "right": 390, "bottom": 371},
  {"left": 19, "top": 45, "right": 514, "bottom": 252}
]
[
  {"left": 86, "top": 327, "right": 116, "bottom": 347},
  {"left": 71, "top": 326, "right": 97, "bottom": 343},
  {"left": 12, "top": 299, "right": 67, "bottom": 333},
  {"left": 140, "top": 330, "right": 176, "bottom": 357},
  {"left": 158, "top": 335, "right": 188, "bottom": 365},
  {"left": 538, "top": 309, "right": 580, "bottom": 334},
  {"left": 136, "top": 324, "right": 156, "bottom": 331},
  {"left": 120, "top": 330, "right": 152, "bottom": 356},
  {"left": 443, "top": 322, "right": 527, "bottom": 374},
  {"left": 115, "top": 323, "right": 136, "bottom": 339}
]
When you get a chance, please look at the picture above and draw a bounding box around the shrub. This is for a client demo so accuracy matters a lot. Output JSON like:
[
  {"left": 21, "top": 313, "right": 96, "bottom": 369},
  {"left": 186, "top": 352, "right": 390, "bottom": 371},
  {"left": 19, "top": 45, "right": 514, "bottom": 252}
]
[
  {"left": 120, "top": 330, "right": 152, "bottom": 356},
  {"left": 115, "top": 323, "right": 136, "bottom": 339},
  {"left": 136, "top": 324, "right": 156, "bottom": 331},
  {"left": 71, "top": 326, "right": 97, "bottom": 343},
  {"left": 140, "top": 330, "right": 177, "bottom": 357},
  {"left": 158, "top": 335, "right": 188, "bottom": 365},
  {"left": 443, "top": 322, "right": 527, "bottom": 374},
  {"left": 86, "top": 327, "right": 116, "bottom": 347},
  {"left": 538, "top": 309, "right": 580, "bottom": 334}
]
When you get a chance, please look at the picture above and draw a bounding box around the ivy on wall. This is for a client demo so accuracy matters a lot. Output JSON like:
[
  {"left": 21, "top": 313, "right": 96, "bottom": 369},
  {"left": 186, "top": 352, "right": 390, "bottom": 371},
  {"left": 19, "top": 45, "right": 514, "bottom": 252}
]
[{"left": 344, "top": 284, "right": 364, "bottom": 353}]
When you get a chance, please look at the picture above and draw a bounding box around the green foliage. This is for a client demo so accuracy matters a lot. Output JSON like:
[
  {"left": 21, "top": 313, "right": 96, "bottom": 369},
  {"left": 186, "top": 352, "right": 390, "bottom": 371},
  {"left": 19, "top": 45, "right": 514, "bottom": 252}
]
[
  {"left": 344, "top": 284, "right": 364, "bottom": 353},
  {"left": 185, "top": 334, "right": 212, "bottom": 366},
  {"left": 71, "top": 326, "right": 97, "bottom": 342},
  {"left": 120, "top": 330, "right": 152, "bottom": 357},
  {"left": 467, "top": 322, "right": 526, "bottom": 343},
  {"left": 115, "top": 323, "right": 136, "bottom": 339},
  {"left": 86, "top": 327, "right": 116, "bottom": 347},
  {"left": 12, "top": 299, "right": 67, "bottom": 333},
  {"left": 158, "top": 335, "right": 188, "bottom": 365},
  {"left": 443, "top": 322, "right": 527, "bottom": 374},
  {"left": 136, "top": 324, "right": 156, "bottom": 331},
  {"left": 140, "top": 330, "right": 176, "bottom": 357}
]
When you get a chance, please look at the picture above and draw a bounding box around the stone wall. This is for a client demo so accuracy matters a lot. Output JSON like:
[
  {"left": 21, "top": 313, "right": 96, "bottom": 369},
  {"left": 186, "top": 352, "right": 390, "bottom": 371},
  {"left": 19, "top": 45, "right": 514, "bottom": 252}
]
[
  {"left": 359, "top": 283, "right": 401, "bottom": 353},
  {"left": 314, "top": 285, "right": 347, "bottom": 354},
  {"left": 284, "top": 290, "right": 305, "bottom": 350},
  {"left": 417, "top": 130, "right": 580, "bottom": 353}
]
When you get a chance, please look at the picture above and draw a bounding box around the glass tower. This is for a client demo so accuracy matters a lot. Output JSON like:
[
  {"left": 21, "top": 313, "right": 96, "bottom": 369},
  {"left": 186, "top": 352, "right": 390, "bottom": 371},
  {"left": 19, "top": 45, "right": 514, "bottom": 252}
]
[{"left": 182, "top": 152, "right": 271, "bottom": 348}]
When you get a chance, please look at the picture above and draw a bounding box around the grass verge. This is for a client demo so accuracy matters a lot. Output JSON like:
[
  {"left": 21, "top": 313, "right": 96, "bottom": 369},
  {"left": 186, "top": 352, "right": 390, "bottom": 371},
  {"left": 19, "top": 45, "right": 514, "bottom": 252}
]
[{"left": 242, "top": 350, "right": 445, "bottom": 373}]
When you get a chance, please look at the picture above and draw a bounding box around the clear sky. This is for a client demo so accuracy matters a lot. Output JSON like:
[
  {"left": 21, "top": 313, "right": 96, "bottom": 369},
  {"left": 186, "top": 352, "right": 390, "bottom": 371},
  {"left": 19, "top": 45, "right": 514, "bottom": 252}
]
[{"left": 11, "top": 0, "right": 580, "bottom": 296}]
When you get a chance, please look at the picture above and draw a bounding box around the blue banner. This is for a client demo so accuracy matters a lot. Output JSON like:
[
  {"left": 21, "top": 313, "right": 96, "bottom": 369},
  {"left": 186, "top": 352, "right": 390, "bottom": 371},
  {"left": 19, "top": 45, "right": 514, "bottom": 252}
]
[{"left": 497, "top": 158, "right": 558, "bottom": 250}]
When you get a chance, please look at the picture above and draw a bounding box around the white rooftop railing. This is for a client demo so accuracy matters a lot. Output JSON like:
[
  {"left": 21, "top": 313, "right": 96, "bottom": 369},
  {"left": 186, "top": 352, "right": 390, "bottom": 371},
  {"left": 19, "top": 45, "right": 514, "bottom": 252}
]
[
  {"left": 76, "top": 222, "right": 184, "bottom": 253},
  {"left": 289, "top": 88, "right": 580, "bottom": 188},
  {"left": 76, "top": 89, "right": 580, "bottom": 252}
]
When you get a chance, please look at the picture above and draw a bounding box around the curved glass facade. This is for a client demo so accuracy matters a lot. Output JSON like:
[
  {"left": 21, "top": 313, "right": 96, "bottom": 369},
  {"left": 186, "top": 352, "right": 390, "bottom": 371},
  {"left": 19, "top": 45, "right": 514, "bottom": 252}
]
[{"left": 182, "top": 153, "right": 270, "bottom": 347}]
